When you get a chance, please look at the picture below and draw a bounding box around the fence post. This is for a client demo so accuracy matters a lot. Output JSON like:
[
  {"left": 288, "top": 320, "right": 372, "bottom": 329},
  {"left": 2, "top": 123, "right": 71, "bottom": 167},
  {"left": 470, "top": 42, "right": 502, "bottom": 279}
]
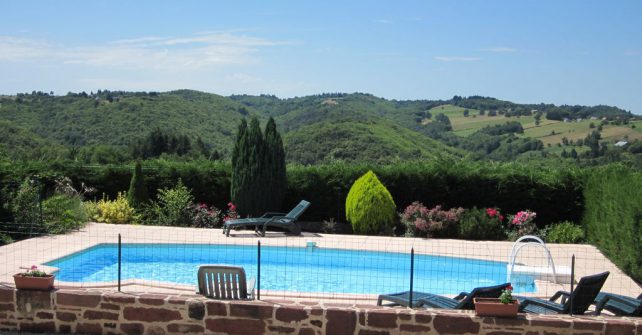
[
  {"left": 569, "top": 254, "right": 575, "bottom": 316},
  {"left": 257, "top": 240, "right": 261, "bottom": 300},
  {"left": 118, "top": 234, "right": 122, "bottom": 292},
  {"left": 409, "top": 247, "right": 414, "bottom": 308}
]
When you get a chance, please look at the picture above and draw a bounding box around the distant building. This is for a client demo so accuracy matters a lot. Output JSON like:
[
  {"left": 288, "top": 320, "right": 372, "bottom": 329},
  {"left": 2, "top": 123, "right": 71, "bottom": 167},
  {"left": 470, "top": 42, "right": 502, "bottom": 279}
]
[
  {"left": 590, "top": 116, "right": 598, "bottom": 120},
  {"left": 563, "top": 118, "right": 571, "bottom": 123},
  {"left": 615, "top": 141, "right": 628, "bottom": 147}
]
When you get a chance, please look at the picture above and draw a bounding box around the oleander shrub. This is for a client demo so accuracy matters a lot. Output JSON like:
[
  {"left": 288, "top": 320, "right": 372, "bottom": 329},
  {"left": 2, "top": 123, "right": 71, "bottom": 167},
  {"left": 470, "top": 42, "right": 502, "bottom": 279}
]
[
  {"left": 346, "top": 170, "right": 396, "bottom": 235},
  {"left": 458, "top": 207, "right": 506, "bottom": 240},
  {"left": 192, "top": 203, "right": 222, "bottom": 228},
  {"left": 584, "top": 164, "right": 642, "bottom": 281},
  {"left": 400, "top": 202, "right": 464, "bottom": 238},
  {"left": 0, "top": 233, "right": 12, "bottom": 246},
  {"left": 542, "top": 221, "right": 584, "bottom": 244},
  {"left": 42, "top": 194, "right": 87, "bottom": 234}
]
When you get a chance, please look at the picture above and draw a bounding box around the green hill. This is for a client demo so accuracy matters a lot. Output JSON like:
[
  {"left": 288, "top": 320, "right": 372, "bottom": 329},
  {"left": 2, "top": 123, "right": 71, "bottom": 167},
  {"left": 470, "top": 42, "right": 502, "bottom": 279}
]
[{"left": 0, "top": 91, "right": 638, "bottom": 164}]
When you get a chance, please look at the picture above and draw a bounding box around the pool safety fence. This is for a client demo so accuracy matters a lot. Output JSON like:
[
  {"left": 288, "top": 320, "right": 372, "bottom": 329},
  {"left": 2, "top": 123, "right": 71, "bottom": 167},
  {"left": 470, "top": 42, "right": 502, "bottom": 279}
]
[{"left": 0, "top": 222, "right": 640, "bottom": 311}]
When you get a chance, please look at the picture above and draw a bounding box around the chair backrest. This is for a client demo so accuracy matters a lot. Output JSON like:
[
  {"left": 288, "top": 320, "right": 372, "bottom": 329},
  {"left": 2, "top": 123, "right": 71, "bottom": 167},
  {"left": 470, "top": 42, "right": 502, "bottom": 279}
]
[
  {"left": 564, "top": 271, "right": 610, "bottom": 314},
  {"left": 456, "top": 282, "right": 511, "bottom": 309},
  {"left": 198, "top": 265, "right": 250, "bottom": 300},
  {"left": 285, "top": 200, "right": 311, "bottom": 220}
]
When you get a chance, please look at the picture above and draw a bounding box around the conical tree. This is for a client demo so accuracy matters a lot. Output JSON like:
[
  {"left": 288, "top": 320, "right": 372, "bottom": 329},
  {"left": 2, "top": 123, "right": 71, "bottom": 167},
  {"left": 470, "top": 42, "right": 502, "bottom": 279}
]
[
  {"left": 346, "top": 171, "right": 396, "bottom": 235},
  {"left": 231, "top": 117, "right": 268, "bottom": 217},
  {"left": 263, "top": 117, "right": 287, "bottom": 212},
  {"left": 127, "top": 161, "right": 149, "bottom": 209}
]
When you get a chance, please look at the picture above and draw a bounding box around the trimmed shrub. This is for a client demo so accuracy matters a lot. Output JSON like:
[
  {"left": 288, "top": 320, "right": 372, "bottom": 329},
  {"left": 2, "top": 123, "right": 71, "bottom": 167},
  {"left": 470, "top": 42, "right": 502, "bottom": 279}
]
[
  {"left": 42, "top": 194, "right": 87, "bottom": 234},
  {"left": 458, "top": 207, "right": 506, "bottom": 240},
  {"left": 584, "top": 164, "right": 641, "bottom": 281},
  {"left": 542, "top": 221, "right": 584, "bottom": 244},
  {"left": 346, "top": 170, "right": 396, "bottom": 235},
  {"left": 127, "top": 161, "right": 149, "bottom": 209}
]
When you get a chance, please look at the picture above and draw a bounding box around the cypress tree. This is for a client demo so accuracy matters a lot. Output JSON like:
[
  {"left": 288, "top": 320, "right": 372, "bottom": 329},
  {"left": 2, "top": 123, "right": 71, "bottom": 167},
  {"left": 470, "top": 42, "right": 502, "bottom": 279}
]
[
  {"left": 127, "top": 161, "right": 149, "bottom": 209},
  {"left": 231, "top": 119, "right": 248, "bottom": 214},
  {"left": 231, "top": 118, "right": 268, "bottom": 217},
  {"left": 264, "top": 117, "right": 286, "bottom": 212}
]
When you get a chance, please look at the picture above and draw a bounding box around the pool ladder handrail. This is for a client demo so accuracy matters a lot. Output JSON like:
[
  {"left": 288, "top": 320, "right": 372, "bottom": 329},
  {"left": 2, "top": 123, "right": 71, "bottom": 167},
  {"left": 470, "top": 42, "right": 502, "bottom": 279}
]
[{"left": 507, "top": 235, "right": 559, "bottom": 284}]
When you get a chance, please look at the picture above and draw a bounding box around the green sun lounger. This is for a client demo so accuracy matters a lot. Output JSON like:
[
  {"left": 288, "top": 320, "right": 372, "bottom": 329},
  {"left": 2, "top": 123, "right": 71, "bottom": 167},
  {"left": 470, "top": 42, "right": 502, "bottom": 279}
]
[
  {"left": 517, "top": 271, "right": 609, "bottom": 315},
  {"left": 222, "top": 200, "right": 310, "bottom": 237},
  {"left": 197, "top": 265, "right": 255, "bottom": 300},
  {"left": 377, "top": 283, "right": 510, "bottom": 309},
  {"left": 594, "top": 292, "right": 642, "bottom": 316}
]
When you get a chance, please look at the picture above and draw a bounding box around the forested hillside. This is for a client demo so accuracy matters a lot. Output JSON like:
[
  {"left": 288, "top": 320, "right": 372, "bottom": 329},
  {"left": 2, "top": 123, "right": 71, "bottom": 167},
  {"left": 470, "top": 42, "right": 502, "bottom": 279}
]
[{"left": 0, "top": 90, "right": 639, "bottom": 165}]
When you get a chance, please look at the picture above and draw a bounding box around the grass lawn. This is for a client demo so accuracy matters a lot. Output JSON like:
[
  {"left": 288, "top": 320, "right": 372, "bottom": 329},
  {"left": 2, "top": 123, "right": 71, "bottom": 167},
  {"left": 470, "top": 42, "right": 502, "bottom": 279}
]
[{"left": 426, "top": 104, "right": 641, "bottom": 145}]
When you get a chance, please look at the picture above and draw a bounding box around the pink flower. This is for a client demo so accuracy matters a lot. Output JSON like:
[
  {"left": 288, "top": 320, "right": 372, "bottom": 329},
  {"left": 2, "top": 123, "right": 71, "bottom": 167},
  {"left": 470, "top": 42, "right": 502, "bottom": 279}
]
[
  {"left": 499, "top": 215, "right": 505, "bottom": 222},
  {"left": 486, "top": 208, "right": 497, "bottom": 217},
  {"left": 507, "top": 284, "right": 513, "bottom": 291}
]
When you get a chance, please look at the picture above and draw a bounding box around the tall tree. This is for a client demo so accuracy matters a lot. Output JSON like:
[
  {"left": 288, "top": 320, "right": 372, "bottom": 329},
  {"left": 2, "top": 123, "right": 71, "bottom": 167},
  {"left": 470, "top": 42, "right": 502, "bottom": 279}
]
[
  {"left": 232, "top": 118, "right": 268, "bottom": 216},
  {"left": 127, "top": 161, "right": 149, "bottom": 209},
  {"left": 264, "top": 117, "right": 287, "bottom": 212}
]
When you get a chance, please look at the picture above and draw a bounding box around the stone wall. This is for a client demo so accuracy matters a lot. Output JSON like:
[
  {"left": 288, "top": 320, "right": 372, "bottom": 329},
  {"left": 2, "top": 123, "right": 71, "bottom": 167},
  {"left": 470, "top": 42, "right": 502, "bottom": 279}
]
[{"left": 0, "top": 287, "right": 640, "bottom": 334}]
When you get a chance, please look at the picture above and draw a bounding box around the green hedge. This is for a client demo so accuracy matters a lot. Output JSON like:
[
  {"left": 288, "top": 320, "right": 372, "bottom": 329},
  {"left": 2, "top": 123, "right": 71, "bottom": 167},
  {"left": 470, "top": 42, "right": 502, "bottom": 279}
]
[
  {"left": 0, "top": 158, "right": 585, "bottom": 227},
  {"left": 285, "top": 160, "right": 585, "bottom": 226},
  {"left": 583, "top": 164, "right": 642, "bottom": 281}
]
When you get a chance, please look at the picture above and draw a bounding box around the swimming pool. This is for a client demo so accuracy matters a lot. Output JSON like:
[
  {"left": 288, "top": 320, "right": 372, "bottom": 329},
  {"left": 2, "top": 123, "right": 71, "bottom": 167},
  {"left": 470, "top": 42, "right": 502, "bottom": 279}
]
[{"left": 47, "top": 243, "right": 535, "bottom": 295}]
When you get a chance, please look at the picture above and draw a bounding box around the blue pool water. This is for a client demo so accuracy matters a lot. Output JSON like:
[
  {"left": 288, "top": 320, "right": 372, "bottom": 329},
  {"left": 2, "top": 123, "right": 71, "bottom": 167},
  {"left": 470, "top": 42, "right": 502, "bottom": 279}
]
[{"left": 46, "top": 244, "right": 535, "bottom": 294}]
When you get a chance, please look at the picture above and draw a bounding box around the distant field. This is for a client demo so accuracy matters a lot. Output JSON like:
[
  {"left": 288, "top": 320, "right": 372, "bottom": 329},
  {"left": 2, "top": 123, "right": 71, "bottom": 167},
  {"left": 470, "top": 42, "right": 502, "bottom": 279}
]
[{"left": 429, "top": 105, "right": 641, "bottom": 145}]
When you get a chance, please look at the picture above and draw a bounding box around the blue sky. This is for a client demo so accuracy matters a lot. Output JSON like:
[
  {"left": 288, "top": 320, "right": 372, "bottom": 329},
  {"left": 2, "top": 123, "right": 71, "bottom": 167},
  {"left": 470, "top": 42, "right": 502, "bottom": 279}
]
[{"left": 1, "top": 0, "right": 641, "bottom": 112}]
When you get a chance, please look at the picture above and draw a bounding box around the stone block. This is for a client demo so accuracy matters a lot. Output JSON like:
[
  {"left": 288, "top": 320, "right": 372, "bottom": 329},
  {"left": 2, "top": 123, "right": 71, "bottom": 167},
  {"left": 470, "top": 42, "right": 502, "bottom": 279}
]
[
  {"left": 16, "top": 290, "right": 52, "bottom": 312},
  {"left": 188, "top": 300, "right": 205, "bottom": 320},
  {"left": 326, "top": 309, "right": 356, "bottom": 335},
  {"left": 205, "top": 318, "right": 265, "bottom": 335},
  {"left": 0, "top": 288, "right": 14, "bottom": 303},
  {"left": 206, "top": 301, "right": 227, "bottom": 316},
  {"left": 167, "top": 323, "right": 205, "bottom": 333},
  {"left": 57, "top": 291, "right": 101, "bottom": 308},
  {"left": 76, "top": 322, "right": 102, "bottom": 335},
  {"left": 56, "top": 311, "right": 77, "bottom": 322},
  {"left": 138, "top": 294, "right": 166, "bottom": 306},
  {"left": 123, "top": 307, "right": 181, "bottom": 322},
  {"left": 276, "top": 306, "right": 308, "bottom": 323},
  {"left": 121, "top": 322, "right": 145, "bottom": 335},
  {"left": 366, "top": 309, "right": 398, "bottom": 329},
  {"left": 433, "top": 314, "right": 480, "bottom": 334},
  {"left": 83, "top": 309, "right": 119, "bottom": 321},
  {"left": 229, "top": 302, "right": 273, "bottom": 319}
]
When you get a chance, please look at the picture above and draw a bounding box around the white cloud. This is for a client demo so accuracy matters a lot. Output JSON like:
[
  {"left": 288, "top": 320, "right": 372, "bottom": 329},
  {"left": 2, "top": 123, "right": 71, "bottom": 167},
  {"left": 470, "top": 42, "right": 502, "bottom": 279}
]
[
  {"left": 485, "top": 47, "right": 517, "bottom": 53},
  {"left": 0, "top": 32, "right": 286, "bottom": 71},
  {"left": 374, "top": 19, "right": 394, "bottom": 24},
  {"left": 624, "top": 50, "right": 641, "bottom": 56},
  {"left": 0, "top": 36, "right": 52, "bottom": 61},
  {"left": 434, "top": 56, "right": 481, "bottom": 62}
]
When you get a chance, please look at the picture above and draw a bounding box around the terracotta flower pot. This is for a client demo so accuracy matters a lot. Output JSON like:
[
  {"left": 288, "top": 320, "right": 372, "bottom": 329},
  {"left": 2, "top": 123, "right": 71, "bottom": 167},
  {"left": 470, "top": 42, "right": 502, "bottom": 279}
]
[
  {"left": 474, "top": 298, "right": 520, "bottom": 317},
  {"left": 13, "top": 274, "right": 55, "bottom": 290}
]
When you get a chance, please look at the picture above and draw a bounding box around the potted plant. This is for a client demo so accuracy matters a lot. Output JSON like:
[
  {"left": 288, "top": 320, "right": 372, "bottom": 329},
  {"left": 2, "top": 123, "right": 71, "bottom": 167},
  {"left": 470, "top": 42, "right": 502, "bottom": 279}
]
[
  {"left": 13, "top": 265, "right": 55, "bottom": 290},
  {"left": 474, "top": 285, "right": 520, "bottom": 317}
]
